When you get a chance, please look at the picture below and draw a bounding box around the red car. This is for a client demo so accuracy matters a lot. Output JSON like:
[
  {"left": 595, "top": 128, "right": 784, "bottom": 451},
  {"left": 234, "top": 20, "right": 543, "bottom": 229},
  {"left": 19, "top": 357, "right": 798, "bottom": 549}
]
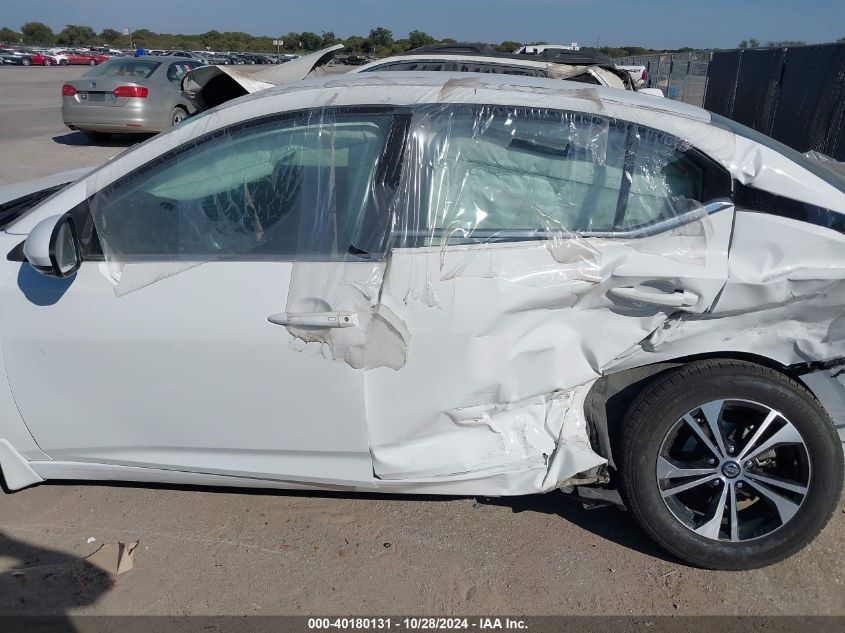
[
  {"left": 59, "top": 50, "right": 108, "bottom": 65},
  {"left": 28, "top": 53, "right": 59, "bottom": 66}
]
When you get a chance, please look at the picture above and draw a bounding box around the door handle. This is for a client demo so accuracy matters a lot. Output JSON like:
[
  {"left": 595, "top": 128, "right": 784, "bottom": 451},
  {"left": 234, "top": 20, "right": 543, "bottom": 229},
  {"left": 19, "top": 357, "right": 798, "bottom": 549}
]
[
  {"left": 267, "top": 311, "right": 359, "bottom": 328},
  {"left": 609, "top": 286, "right": 699, "bottom": 308}
]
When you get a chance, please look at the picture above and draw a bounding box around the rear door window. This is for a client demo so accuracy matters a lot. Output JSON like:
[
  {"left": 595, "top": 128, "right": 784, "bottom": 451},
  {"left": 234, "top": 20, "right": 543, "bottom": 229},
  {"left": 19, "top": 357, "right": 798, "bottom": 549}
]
[
  {"left": 167, "top": 61, "right": 202, "bottom": 82},
  {"left": 455, "top": 62, "right": 545, "bottom": 77},
  {"left": 406, "top": 105, "right": 730, "bottom": 244},
  {"left": 368, "top": 60, "right": 453, "bottom": 72}
]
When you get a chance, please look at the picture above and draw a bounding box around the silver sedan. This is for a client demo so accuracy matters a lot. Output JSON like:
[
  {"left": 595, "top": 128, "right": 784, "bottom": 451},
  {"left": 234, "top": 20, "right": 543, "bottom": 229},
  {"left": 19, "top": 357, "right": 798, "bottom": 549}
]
[{"left": 61, "top": 56, "right": 204, "bottom": 141}]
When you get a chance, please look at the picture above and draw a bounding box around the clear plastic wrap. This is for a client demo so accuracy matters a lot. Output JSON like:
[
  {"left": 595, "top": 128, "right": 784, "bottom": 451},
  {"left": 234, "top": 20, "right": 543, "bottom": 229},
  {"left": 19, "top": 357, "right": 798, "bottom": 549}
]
[
  {"left": 77, "top": 90, "right": 741, "bottom": 492},
  {"left": 89, "top": 108, "right": 401, "bottom": 266},
  {"left": 396, "top": 104, "right": 715, "bottom": 248}
]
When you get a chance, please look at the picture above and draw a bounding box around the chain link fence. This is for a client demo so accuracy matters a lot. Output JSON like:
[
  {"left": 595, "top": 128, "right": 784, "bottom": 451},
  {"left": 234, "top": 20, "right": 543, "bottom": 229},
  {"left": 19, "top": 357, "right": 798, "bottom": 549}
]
[{"left": 614, "top": 52, "right": 712, "bottom": 107}]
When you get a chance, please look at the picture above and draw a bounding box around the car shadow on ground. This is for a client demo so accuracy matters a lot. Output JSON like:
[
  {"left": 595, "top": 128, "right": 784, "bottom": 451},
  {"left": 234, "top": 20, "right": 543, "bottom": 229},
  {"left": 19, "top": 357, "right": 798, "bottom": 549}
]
[
  {"left": 0, "top": 530, "right": 112, "bottom": 621},
  {"left": 51, "top": 131, "right": 150, "bottom": 147},
  {"left": 478, "top": 490, "right": 679, "bottom": 564},
  {"left": 47, "top": 480, "right": 680, "bottom": 566}
]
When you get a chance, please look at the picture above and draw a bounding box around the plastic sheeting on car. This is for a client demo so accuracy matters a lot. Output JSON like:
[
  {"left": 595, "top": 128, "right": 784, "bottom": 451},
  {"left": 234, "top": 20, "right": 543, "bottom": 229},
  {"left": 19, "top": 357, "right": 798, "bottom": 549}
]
[{"left": 33, "top": 73, "right": 843, "bottom": 494}]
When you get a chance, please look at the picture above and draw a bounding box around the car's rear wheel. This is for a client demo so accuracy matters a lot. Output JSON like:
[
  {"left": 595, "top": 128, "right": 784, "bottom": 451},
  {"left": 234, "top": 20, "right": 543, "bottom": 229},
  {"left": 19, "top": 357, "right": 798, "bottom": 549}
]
[
  {"left": 22, "top": 58, "right": 31, "bottom": 66},
  {"left": 171, "top": 107, "right": 188, "bottom": 127},
  {"left": 88, "top": 59, "right": 96, "bottom": 66},
  {"left": 44, "top": 59, "right": 52, "bottom": 66},
  {"left": 60, "top": 59, "right": 68, "bottom": 66},
  {"left": 618, "top": 359, "right": 843, "bottom": 570}
]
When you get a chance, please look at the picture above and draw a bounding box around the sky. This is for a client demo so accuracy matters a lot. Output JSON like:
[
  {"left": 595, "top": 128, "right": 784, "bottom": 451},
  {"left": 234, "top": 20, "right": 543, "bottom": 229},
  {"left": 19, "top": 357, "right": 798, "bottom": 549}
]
[{"left": 3, "top": 0, "right": 844, "bottom": 50}]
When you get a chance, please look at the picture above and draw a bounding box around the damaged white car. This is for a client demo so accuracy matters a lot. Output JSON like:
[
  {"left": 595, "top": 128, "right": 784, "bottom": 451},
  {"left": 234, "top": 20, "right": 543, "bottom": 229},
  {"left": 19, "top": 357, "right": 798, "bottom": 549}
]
[{"left": 1, "top": 73, "right": 844, "bottom": 570}]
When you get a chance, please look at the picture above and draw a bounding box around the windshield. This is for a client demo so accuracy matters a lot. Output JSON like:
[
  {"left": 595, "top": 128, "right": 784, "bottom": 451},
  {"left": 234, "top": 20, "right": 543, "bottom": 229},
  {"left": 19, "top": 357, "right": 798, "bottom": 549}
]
[
  {"left": 710, "top": 113, "right": 845, "bottom": 195},
  {"left": 84, "top": 60, "right": 161, "bottom": 79}
]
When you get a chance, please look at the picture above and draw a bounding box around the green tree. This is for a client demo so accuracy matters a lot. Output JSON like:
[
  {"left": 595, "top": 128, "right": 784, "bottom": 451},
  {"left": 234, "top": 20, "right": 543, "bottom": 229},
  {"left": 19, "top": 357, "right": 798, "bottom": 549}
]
[
  {"left": 200, "top": 29, "right": 226, "bottom": 50},
  {"left": 344, "top": 35, "right": 367, "bottom": 53},
  {"left": 129, "top": 28, "right": 155, "bottom": 48},
  {"left": 0, "top": 26, "right": 23, "bottom": 44},
  {"left": 407, "top": 30, "right": 435, "bottom": 50},
  {"left": 619, "top": 46, "right": 652, "bottom": 56},
  {"left": 749, "top": 37, "right": 759, "bottom": 48},
  {"left": 247, "top": 36, "right": 274, "bottom": 52},
  {"left": 99, "top": 28, "right": 122, "bottom": 45},
  {"left": 282, "top": 31, "right": 302, "bottom": 50},
  {"left": 21, "top": 21, "right": 54, "bottom": 45},
  {"left": 368, "top": 27, "right": 393, "bottom": 49},
  {"left": 496, "top": 40, "right": 522, "bottom": 53},
  {"left": 738, "top": 40, "right": 748, "bottom": 49},
  {"left": 57, "top": 24, "right": 98, "bottom": 46},
  {"left": 225, "top": 31, "right": 253, "bottom": 51},
  {"left": 767, "top": 40, "right": 807, "bottom": 47},
  {"left": 299, "top": 31, "right": 321, "bottom": 51},
  {"left": 320, "top": 31, "right": 339, "bottom": 47}
]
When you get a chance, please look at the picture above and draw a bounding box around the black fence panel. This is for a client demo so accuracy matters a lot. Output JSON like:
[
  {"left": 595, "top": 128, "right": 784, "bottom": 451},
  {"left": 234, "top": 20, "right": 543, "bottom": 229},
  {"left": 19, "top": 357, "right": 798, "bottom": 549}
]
[
  {"left": 704, "top": 44, "right": 845, "bottom": 160},
  {"left": 828, "top": 107, "right": 845, "bottom": 162},
  {"left": 770, "top": 44, "right": 845, "bottom": 157},
  {"left": 702, "top": 50, "right": 741, "bottom": 115},
  {"left": 731, "top": 48, "right": 786, "bottom": 135}
]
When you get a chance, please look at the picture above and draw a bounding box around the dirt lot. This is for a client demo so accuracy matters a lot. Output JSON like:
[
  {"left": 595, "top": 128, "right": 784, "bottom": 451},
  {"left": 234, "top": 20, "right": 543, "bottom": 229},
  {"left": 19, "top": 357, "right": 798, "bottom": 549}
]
[{"left": 0, "top": 66, "right": 843, "bottom": 617}]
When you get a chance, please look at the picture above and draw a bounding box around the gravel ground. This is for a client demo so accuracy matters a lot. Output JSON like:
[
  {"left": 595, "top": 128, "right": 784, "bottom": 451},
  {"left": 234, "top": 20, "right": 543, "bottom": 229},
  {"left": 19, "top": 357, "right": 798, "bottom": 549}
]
[{"left": 0, "top": 65, "right": 843, "bottom": 618}]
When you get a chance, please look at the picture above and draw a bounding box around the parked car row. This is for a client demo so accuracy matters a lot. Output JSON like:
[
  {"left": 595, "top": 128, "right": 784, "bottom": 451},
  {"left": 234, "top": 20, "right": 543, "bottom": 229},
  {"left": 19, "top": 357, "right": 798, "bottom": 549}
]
[
  {"left": 0, "top": 46, "right": 109, "bottom": 66},
  {"left": 0, "top": 44, "right": 299, "bottom": 68},
  {"left": 146, "top": 50, "right": 296, "bottom": 65}
]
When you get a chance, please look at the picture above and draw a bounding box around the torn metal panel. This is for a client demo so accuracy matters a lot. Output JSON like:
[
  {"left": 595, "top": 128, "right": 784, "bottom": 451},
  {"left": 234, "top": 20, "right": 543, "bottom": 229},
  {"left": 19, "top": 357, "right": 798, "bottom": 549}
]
[
  {"left": 609, "top": 211, "right": 845, "bottom": 372},
  {"left": 372, "top": 386, "right": 605, "bottom": 494},
  {"left": 800, "top": 368, "right": 845, "bottom": 444},
  {"left": 181, "top": 44, "right": 343, "bottom": 112},
  {"left": 181, "top": 65, "right": 275, "bottom": 111},
  {"left": 252, "top": 45, "right": 344, "bottom": 84}
]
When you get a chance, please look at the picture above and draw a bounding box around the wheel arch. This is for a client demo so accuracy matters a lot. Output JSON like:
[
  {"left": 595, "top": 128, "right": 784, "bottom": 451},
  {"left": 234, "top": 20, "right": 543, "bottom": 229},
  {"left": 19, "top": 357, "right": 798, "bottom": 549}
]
[{"left": 585, "top": 351, "right": 844, "bottom": 471}]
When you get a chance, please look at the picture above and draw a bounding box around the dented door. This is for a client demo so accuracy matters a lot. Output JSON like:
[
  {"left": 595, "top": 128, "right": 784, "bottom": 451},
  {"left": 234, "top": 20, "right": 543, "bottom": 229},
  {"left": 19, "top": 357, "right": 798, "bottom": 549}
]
[{"left": 362, "top": 105, "right": 736, "bottom": 492}]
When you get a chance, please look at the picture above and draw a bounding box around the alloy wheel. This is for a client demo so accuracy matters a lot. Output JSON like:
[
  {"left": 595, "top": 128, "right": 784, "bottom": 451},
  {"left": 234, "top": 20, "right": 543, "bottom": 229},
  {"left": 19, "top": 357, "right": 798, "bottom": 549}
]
[{"left": 657, "top": 399, "right": 811, "bottom": 542}]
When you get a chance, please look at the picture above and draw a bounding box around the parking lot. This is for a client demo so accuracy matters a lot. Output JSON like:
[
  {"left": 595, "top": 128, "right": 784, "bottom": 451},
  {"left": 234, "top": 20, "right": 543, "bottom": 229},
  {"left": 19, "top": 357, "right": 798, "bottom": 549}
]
[{"left": 0, "top": 65, "right": 844, "bottom": 618}]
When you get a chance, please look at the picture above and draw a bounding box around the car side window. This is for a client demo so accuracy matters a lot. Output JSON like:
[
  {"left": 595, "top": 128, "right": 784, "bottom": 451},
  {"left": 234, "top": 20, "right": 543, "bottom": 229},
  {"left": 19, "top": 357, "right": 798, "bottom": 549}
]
[
  {"left": 86, "top": 108, "right": 408, "bottom": 262},
  {"left": 166, "top": 61, "right": 200, "bottom": 82},
  {"left": 455, "top": 62, "right": 544, "bottom": 77},
  {"left": 409, "top": 105, "right": 730, "bottom": 244},
  {"left": 369, "top": 61, "right": 452, "bottom": 72}
]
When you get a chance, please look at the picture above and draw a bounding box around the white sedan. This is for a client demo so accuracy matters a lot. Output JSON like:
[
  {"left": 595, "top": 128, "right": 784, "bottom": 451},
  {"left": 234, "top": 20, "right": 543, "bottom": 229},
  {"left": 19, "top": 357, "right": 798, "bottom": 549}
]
[{"left": 2, "top": 72, "right": 844, "bottom": 570}]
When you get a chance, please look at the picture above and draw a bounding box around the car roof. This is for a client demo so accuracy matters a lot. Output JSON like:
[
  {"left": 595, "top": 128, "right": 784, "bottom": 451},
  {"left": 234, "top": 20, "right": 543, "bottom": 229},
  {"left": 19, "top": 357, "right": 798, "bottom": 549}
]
[
  {"left": 402, "top": 43, "right": 614, "bottom": 65},
  {"left": 245, "top": 71, "right": 710, "bottom": 122},
  {"left": 360, "top": 54, "right": 551, "bottom": 70}
]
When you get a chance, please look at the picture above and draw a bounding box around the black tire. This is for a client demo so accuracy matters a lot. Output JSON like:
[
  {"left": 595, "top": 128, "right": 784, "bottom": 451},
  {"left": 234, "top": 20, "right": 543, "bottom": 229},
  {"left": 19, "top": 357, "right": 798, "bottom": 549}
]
[
  {"left": 88, "top": 59, "right": 96, "bottom": 66},
  {"left": 44, "top": 59, "right": 52, "bottom": 66},
  {"left": 83, "top": 131, "right": 111, "bottom": 143},
  {"left": 170, "top": 106, "right": 188, "bottom": 127},
  {"left": 22, "top": 58, "right": 31, "bottom": 66},
  {"left": 60, "top": 59, "right": 68, "bottom": 66},
  {"left": 618, "top": 359, "right": 843, "bottom": 570}
]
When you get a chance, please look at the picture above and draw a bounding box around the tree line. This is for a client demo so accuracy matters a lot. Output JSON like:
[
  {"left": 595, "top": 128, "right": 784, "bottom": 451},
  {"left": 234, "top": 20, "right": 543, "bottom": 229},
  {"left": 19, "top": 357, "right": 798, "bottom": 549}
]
[
  {"left": 738, "top": 37, "right": 845, "bottom": 48},
  {"left": 0, "top": 21, "right": 695, "bottom": 57},
  {"left": 7, "top": 22, "right": 839, "bottom": 56}
]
